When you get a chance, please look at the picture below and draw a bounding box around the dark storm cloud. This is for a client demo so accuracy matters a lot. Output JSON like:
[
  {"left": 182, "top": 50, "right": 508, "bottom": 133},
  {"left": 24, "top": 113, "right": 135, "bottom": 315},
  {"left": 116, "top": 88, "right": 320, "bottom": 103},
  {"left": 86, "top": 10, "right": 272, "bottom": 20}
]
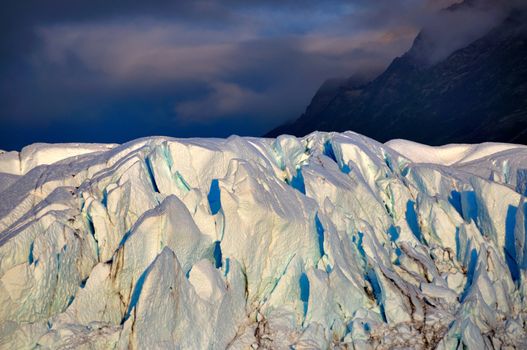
[{"left": 0, "top": 0, "right": 516, "bottom": 150}]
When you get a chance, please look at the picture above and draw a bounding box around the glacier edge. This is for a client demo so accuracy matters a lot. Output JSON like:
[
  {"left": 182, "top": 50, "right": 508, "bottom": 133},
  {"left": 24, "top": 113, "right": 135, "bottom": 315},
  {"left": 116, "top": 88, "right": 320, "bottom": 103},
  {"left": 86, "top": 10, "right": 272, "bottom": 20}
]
[{"left": 0, "top": 131, "right": 526, "bottom": 349}]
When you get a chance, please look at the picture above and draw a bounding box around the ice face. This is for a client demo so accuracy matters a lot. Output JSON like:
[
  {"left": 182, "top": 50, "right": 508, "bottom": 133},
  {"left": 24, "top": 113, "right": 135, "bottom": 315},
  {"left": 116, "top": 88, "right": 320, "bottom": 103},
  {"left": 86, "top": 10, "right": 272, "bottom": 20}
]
[{"left": 0, "top": 132, "right": 526, "bottom": 349}]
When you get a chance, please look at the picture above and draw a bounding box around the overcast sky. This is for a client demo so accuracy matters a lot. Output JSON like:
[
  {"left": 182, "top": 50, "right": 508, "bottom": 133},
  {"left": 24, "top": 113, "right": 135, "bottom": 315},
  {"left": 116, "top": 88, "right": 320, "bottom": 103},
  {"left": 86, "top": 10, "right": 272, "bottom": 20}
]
[{"left": 0, "top": 0, "right": 511, "bottom": 150}]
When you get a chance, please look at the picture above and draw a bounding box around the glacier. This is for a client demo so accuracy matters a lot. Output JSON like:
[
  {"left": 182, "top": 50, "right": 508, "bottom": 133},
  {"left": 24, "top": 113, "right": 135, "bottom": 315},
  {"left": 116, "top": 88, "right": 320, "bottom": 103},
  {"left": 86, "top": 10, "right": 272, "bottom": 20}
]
[{"left": 0, "top": 131, "right": 526, "bottom": 349}]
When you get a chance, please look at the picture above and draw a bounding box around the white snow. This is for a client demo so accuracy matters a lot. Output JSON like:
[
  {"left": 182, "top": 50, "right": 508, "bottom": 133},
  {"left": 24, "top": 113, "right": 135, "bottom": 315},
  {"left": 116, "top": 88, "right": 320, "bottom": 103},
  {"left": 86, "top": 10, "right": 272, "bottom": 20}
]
[
  {"left": 385, "top": 138, "right": 526, "bottom": 165},
  {"left": 0, "top": 142, "right": 117, "bottom": 175},
  {"left": 0, "top": 131, "right": 526, "bottom": 349}
]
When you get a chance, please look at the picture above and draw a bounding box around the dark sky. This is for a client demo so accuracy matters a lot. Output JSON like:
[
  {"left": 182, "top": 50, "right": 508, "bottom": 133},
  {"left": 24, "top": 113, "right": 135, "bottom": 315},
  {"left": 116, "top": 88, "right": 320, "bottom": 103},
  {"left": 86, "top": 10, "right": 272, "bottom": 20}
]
[{"left": 0, "top": 0, "right": 509, "bottom": 150}]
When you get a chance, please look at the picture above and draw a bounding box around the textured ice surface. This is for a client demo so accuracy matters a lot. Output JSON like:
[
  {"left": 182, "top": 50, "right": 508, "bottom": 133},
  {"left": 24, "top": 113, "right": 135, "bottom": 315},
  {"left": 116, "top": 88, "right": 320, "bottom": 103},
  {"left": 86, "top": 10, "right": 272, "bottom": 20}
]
[
  {"left": 0, "top": 131, "right": 526, "bottom": 349},
  {"left": 386, "top": 139, "right": 527, "bottom": 166}
]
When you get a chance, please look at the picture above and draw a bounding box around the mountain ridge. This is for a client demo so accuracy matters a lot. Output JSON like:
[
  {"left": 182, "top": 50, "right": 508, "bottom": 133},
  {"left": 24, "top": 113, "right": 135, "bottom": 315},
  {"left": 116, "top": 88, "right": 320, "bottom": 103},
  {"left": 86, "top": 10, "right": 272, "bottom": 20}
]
[{"left": 267, "top": 7, "right": 527, "bottom": 145}]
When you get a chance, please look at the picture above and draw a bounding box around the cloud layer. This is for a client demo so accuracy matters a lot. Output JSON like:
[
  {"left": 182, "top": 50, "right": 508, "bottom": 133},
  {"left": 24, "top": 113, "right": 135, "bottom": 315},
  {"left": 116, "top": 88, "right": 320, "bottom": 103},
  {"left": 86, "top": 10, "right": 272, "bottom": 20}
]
[{"left": 0, "top": 0, "right": 511, "bottom": 149}]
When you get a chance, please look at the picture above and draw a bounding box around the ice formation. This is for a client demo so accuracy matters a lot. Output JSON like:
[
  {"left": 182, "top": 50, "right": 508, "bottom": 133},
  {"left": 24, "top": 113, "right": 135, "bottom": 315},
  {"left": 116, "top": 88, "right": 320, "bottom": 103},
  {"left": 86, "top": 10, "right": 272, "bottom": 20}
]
[{"left": 0, "top": 131, "right": 526, "bottom": 349}]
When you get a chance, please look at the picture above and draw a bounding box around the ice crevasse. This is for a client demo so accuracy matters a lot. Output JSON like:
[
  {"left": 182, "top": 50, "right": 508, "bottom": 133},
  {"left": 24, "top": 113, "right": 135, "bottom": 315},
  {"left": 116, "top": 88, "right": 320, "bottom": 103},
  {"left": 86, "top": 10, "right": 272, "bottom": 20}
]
[{"left": 0, "top": 131, "right": 526, "bottom": 349}]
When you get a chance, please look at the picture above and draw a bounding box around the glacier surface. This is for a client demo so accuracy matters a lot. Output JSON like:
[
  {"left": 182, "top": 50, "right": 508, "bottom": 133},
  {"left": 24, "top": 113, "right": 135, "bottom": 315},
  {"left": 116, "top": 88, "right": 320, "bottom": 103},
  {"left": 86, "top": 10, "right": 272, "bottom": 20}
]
[{"left": 0, "top": 131, "right": 526, "bottom": 349}]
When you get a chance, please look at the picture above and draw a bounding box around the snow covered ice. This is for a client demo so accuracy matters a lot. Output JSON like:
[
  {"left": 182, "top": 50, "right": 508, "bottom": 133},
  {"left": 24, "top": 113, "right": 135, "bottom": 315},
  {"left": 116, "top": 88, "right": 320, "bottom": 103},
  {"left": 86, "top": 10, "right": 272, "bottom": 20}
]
[{"left": 0, "top": 131, "right": 526, "bottom": 349}]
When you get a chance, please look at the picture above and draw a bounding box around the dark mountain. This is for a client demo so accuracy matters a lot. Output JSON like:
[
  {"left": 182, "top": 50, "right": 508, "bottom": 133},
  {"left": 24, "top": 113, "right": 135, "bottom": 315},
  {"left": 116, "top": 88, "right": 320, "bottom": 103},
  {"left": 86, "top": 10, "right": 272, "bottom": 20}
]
[{"left": 266, "top": 7, "right": 527, "bottom": 145}]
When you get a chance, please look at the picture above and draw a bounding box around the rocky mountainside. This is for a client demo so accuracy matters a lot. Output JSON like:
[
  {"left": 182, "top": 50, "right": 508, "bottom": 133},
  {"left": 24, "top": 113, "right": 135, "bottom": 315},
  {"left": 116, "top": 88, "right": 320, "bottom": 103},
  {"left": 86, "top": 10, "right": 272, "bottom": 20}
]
[
  {"left": 0, "top": 132, "right": 527, "bottom": 348},
  {"left": 267, "top": 8, "right": 527, "bottom": 145}
]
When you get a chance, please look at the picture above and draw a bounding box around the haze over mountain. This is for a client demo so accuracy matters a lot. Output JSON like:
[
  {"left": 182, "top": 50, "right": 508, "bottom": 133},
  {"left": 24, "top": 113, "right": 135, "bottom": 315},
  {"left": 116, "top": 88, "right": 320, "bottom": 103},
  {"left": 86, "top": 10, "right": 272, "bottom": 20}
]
[{"left": 267, "top": 1, "right": 527, "bottom": 145}]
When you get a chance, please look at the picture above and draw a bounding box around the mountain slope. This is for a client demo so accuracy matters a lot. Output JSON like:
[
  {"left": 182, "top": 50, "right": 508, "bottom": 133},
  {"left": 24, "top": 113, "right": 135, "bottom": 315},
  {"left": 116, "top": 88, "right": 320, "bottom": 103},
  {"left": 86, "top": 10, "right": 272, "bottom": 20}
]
[
  {"left": 267, "top": 9, "right": 527, "bottom": 145},
  {"left": 0, "top": 133, "right": 527, "bottom": 348}
]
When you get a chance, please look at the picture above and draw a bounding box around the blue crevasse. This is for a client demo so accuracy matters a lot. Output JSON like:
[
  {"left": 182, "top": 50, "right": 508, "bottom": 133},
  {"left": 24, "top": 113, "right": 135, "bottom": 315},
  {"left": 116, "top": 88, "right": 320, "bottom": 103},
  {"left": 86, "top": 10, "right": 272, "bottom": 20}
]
[
  {"left": 289, "top": 169, "right": 306, "bottom": 194},
  {"left": 123, "top": 267, "right": 150, "bottom": 323},
  {"left": 208, "top": 179, "right": 221, "bottom": 215},
  {"left": 315, "top": 214, "right": 325, "bottom": 257},
  {"left": 323, "top": 140, "right": 350, "bottom": 174},
  {"left": 406, "top": 200, "right": 422, "bottom": 241},
  {"left": 145, "top": 158, "right": 160, "bottom": 193},
  {"left": 299, "top": 272, "right": 310, "bottom": 318},
  {"left": 213, "top": 241, "right": 223, "bottom": 269}
]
